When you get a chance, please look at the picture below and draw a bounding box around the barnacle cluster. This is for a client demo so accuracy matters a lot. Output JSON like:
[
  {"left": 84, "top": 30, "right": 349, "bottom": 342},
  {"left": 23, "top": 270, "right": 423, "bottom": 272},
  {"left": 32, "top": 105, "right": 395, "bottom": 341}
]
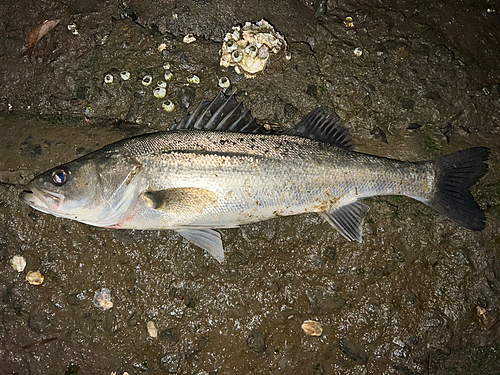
[{"left": 220, "top": 19, "right": 287, "bottom": 78}]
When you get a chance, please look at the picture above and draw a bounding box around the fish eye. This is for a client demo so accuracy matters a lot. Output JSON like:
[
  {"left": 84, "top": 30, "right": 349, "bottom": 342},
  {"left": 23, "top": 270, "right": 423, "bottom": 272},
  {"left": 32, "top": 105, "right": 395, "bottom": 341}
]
[{"left": 51, "top": 168, "right": 69, "bottom": 186}]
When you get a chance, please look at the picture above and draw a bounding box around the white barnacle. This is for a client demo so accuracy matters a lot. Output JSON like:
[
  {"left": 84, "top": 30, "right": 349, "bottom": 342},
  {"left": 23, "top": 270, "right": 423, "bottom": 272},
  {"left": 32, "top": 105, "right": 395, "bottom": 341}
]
[
  {"left": 245, "top": 44, "right": 258, "bottom": 58},
  {"left": 258, "top": 45, "right": 270, "bottom": 59},
  {"left": 285, "top": 51, "right": 292, "bottom": 61},
  {"left": 163, "top": 62, "right": 171, "bottom": 70},
  {"left": 183, "top": 34, "right": 196, "bottom": 44},
  {"left": 226, "top": 39, "right": 238, "bottom": 53},
  {"left": 354, "top": 47, "right": 363, "bottom": 57},
  {"left": 162, "top": 100, "right": 175, "bottom": 112},
  {"left": 157, "top": 81, "right": 167, "bottom": 88},
  {"left": 232, "top": 49, "right": 243, "bottom": 63},
  {"left": 187, "top": 75, "right": 200, "bottom": 84},
  {"left": 218, "top": 76, "right": 230, "bottom": 89},
  {"left": 164, "top": 70, "right": 173, "bottom": 81},
  {"left": 67, "top": 23, "right": 79, "bottom": 35},
  {"left": 142, "top": 75, "right": 153, "bottom": 86},
  {"left": 104, "top": 74, "right": 113, "bottom": 84},
  {"left": 158, "top": 43, "right": 167, "bottom": 52},
  {"left": 153, "top": 86, "right": 166, "bottom": 99},
  {"left": 344, "top": 16, "right": 354, "bottom": 28},
  {"left": 120, "top": 71, "right": 131, "bottom": 81}
]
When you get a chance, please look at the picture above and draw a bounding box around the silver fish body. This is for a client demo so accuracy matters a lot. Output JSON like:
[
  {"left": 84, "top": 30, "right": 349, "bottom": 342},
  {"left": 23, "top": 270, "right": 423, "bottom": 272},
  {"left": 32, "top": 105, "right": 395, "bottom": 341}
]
[{"left": 21, "top": 93, "right": 490, "bottom": 262}]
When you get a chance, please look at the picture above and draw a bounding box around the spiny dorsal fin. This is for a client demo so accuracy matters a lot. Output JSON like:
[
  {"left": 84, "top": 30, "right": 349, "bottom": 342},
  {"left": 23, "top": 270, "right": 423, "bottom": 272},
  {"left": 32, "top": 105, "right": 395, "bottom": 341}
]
[
  {"left": 285, "top": 107, "right": 355, "bottom": 150},
  {"left": 320, "top": 201, "right": 370, "bottom": 242},
  {"left": 171, "top": 92, "right": 266, "bottom": 134}
]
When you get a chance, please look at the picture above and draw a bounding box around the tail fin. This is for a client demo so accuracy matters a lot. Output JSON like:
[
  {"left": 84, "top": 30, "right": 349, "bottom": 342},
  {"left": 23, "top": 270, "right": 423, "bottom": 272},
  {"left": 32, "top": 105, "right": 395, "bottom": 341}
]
[{"left": 428, "top": 147, "right": 490, "bottom": 230}]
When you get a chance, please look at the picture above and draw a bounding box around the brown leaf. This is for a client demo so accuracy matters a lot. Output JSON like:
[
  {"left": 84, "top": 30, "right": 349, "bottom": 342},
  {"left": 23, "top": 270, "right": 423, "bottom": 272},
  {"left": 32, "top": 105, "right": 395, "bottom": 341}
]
[{"left": 28, "top": 19, "right": 62, "bottom": 61}]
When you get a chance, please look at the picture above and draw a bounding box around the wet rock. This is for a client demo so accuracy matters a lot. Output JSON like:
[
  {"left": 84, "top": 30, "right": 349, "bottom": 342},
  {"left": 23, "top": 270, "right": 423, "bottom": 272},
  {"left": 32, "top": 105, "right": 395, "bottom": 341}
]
[
  {"left": 306, "top": 85, "right": 318, "bottom": 99},
  {"left": 400, "top": 98, "right": 415, "bottom": 110},
  {"left": 284, "top": 103, "right": 298, "bottom": 119},
  {"left": 160, "top": 328, "right": 179, "bottom": 343},
  {"left": 158, "top": 352, "right": 180, "bottom": 373},
  {"left": 28, "top": 314, "right": 52, "bottom": 334},
  {"left": 309, "top": 363, "right": 325, "bottom": 375},
  {"left": 426, "top": 91, "right": 441, "bottom": 101},
  {"left": 407, "top": 123, "right": 422, "bottom": 130},
  {"left": 322, "top": 246, "right": 336, "bottom": 261},
  {"left": 247, "top": 330, "right": 266, "bottom": 353},
  {"left": 306, "top": 288, "right": 345, "bottom": 312},
  {"left": 371, "top": 126, "right": 388, "bottom": 143},
  {"left": 338, "top": 337, "right": 369, "bottom": 364}
]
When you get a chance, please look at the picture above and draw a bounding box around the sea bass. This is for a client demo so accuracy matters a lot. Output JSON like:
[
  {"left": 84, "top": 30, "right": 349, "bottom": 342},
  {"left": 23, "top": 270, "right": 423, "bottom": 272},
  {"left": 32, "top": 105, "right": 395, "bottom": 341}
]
[{"left": 20, "top": 92, "right": 490, "bottom": 262}]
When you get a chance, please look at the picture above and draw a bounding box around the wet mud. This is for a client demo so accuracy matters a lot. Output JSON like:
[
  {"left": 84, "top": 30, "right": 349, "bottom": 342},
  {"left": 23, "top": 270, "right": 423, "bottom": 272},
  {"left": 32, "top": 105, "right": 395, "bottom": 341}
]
[{"left": 1, "top": 0, "right": 500, "bottom": 374}]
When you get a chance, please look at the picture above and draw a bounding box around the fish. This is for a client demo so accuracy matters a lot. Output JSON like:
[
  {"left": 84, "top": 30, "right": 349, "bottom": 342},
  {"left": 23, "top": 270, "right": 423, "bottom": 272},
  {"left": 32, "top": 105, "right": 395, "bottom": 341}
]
[{"left": 20, "top": 92, "right": 490, "bottom": 262}]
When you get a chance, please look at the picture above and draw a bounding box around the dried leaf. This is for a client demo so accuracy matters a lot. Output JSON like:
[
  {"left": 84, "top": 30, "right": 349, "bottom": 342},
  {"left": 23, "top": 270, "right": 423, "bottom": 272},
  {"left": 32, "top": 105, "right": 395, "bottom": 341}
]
[{"left": 28, "top": 19, "right": 62, "bottom": 61}]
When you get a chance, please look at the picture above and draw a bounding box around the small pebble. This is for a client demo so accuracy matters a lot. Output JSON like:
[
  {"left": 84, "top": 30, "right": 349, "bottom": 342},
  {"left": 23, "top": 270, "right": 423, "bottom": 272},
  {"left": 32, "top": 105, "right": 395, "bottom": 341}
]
[
  {"left": 26, "top": 270, "right": 44, "bottom": 285},
  {"left": 183, "top": 34, "right": 196, "bottom": 44},
  {"left": 147, "top": 321, "right": 158, "bottom": 338},
  {"left": 301, "top": 320, "right": 323, "bottom": 336},
  {"left": 158, "top": 43, "right": 167, "bottom": 52},
  {"left": 11, "top": 255, "right": 26, "bottom": 272}
]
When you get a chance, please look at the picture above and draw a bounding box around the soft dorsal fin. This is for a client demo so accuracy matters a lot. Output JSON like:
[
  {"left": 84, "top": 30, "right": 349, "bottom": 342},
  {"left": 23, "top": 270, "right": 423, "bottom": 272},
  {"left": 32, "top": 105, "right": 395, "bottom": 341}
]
[
  {"left": 320, "top": 201, "right": 370, "bottom": 242},
  {"left": 170, "top": 91, "right": 266, "bottom": 134},
  {"left": 285, "top": 107, "right": 355, "bottom": 150}
]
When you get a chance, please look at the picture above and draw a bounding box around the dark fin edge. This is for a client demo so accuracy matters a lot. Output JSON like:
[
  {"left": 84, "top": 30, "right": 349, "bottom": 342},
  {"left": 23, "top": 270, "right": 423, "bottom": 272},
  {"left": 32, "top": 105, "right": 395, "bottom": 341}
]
[
  {"left": 428, "top": 147, "right": 490, "bottom": 231},
  {"left": 285, "top": 107, "right": 355, "bottom": 150},
  {"left": 171, "top": 92, "right": 265, "bottom": 134}
]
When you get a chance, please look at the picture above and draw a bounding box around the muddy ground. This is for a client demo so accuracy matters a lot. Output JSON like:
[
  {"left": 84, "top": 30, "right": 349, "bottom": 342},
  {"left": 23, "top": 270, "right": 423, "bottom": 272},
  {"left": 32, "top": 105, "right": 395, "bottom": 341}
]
[{"left": 1, "top": 0, "right": 500, "bottom": 374}]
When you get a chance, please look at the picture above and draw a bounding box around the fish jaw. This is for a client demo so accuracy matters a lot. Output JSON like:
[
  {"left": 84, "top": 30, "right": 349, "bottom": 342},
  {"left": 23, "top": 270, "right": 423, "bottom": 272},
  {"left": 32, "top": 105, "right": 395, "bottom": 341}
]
[{"left": 20, "top": 185, "right": 64, "bottom": 214}]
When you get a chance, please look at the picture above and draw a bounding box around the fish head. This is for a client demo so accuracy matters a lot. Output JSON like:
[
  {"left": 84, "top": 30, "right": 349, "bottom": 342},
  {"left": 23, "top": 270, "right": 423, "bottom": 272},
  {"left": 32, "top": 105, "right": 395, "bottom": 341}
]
[{"left": 20, "top": 149, "right": 144, "bottom": 227}]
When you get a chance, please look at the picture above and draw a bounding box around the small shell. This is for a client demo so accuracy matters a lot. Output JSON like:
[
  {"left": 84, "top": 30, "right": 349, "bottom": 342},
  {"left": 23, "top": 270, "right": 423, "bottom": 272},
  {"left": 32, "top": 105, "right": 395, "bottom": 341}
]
[
  {"left": 93, "top": 288, "right": 113, "bottom": 310},
  {"left": 147, "top": 321, "right": 158, "bottom": 338},
  {"left": 232, "top": 49, "right": 243, "bottom": 63},
  {"left": 164, "top": 70, "right": 173, "bottom": 81},
  {"left": 344, "top": 16, "right": 354, "bottom": 28},
  {"left": 226, "top": 39, "right": 238, "bottom": 53},
  {"left": 183, "top": 34, "right": 196, "bottom": 44},
  {"left": 187, "top": 75, "right": 200, "bottom": 84},
  {"left": 158, "top": 43, "right": 167, "bottom": 52},
  {"left": 218, "top": 76, "right": 230, "bottom": 89},
  {"left": 153, "top": 87, "right": 166, "bottom": 99},
  {"left": 245, "top": 44, "right": 258, "bottom": 58},
  {"left": 142, "top": 75, "right": 153, "bottom": 86},
  {"left": 354, "top": 47, "right": 363, "bottom": 57},
  {"left": 120, "top": 71, "right": 131, "bottom": 81},
  {"left": 162, "top": 100, "right": 175, "bottom": 112},
  {"left": 157, "top": 81, "right": 167, "bottom": 88},
  {"left": 163, "top": 62, "right": 171, "bottom": 70},
  {"left": 26, "top": 270, "right": 44, "bottom": 285},
  {"left": 67, "top": 23, "right": 79, "bottom": 35},
  {"left": 301, "top": 320, "right": 323, "bottom": 336},
  {"left": 104, "top": 74, "right": 113, "bottom": 84},
  {"left": 11, "top": 255, "right": 26, "bottom": 272}
]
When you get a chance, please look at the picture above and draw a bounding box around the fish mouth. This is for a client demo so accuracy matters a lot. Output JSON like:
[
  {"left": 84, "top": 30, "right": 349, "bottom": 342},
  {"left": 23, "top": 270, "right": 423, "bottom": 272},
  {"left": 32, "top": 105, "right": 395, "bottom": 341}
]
[{"left": 20, "top": 185, "right": 64, "bottom": 214}]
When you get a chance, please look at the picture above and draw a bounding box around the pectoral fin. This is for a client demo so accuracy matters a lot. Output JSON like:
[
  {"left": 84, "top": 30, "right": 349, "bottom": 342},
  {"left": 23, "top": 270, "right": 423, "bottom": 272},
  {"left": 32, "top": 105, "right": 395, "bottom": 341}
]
[
  {"left": 176, "top": 229, "right": 225, "bottom": 263},
  {"left": 320, "top": 201, "right": 370, "bottom": 242},
  {"left": 144, "top": 187, "right": 217, "bottom": 214}
]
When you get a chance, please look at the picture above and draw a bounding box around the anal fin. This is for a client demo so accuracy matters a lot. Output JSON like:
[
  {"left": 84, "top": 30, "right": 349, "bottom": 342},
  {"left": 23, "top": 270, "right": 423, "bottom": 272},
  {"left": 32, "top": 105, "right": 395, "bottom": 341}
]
[
  {"left": 320, "top": 201, "right": 370, "bottom": 242},
  {"left": 176, "top": 229, "right": 225, "bottom": 263}
]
